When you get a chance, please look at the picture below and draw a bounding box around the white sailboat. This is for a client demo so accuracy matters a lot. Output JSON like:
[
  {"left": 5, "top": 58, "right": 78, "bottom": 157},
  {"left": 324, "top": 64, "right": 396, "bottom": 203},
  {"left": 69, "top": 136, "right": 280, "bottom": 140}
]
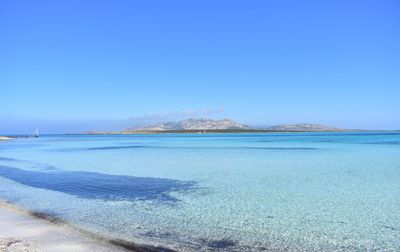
[{"left": 32, "top": 129, "right": 39, "bottom": 138}]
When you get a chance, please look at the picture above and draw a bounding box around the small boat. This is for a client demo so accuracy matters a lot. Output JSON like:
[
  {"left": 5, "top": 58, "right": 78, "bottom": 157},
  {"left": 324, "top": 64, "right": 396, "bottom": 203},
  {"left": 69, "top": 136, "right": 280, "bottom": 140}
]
[{"left": 32, "top": 129, "right": 40, "bottom": 138}]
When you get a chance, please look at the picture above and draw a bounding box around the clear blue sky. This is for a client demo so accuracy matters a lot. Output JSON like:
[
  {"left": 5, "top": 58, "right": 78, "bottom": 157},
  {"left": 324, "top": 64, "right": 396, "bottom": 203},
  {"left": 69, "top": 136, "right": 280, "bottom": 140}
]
[{"left": 1, "top": 0, "right": 399, "bottom": 133}]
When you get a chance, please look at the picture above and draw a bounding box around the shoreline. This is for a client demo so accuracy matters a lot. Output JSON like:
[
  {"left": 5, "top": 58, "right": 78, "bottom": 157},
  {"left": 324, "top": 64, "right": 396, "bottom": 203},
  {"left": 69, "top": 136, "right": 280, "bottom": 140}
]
[
  {"left": 84, "top": 129, "right": 361, "bottom": 135},
  {"left": 80, "top": 130, "right": 398, "bottom": 135},
  {"left": 0, "top": 136, "right": 14, "bottom": 141},
  {"left": 0, "top": 201, "right": 177, "bottom": 252}
]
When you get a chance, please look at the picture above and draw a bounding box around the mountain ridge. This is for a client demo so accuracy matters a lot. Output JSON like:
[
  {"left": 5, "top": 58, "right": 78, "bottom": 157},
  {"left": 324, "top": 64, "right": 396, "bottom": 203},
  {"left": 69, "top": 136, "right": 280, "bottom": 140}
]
[
  {"left": 125, "top": 119, "right": 344, "bottom": 132},
  {"left": 130, "top": 118, "right": 251, "bottom": 131}
]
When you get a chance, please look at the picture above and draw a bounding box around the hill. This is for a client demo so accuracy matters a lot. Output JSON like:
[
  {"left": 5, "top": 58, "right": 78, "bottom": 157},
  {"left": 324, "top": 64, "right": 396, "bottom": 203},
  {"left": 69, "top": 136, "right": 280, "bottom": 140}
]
[
  {"left": 266, "top": 124, "right": 342, "bottom": 132},
  {"left": 130, "top": 118, "right": 251, "bottom": 131}
]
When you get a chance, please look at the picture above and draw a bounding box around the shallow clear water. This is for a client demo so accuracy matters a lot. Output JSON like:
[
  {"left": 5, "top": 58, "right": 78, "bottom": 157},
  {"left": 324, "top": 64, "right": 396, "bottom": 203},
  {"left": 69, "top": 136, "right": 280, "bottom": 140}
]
[{"left": 0, "top": 132, "right": 399, "bottom": 251}]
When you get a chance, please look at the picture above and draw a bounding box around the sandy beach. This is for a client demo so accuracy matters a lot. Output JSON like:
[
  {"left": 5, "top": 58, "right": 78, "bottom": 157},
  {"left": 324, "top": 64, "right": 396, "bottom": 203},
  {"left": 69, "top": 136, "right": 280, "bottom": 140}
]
[
  {"left": 0, "top": 201, "right": 179, "bottom": 252},
  {"left": 0, "top": 202, "right": 126, "bottom": 252},
  {"left": 0, "top": 137, "right": 13, "bottom": 141}
]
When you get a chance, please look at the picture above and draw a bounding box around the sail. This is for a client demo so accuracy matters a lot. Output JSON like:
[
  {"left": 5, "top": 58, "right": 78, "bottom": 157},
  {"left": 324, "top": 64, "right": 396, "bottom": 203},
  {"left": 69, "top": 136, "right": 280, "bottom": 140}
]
[{"left": 33, "top": 129, "right": 39, "bottom": 138}]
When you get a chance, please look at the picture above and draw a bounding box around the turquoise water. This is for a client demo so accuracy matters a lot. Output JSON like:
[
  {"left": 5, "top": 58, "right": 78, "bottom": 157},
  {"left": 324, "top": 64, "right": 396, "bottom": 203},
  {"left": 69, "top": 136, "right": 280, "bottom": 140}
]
[{"left": 0, "top": 132, "right": 399, "bottom": 251}]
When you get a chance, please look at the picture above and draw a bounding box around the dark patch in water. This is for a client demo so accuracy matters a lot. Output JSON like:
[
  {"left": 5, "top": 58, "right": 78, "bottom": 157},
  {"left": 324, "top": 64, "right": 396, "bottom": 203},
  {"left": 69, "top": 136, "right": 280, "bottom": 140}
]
[
  {"left": 0, "top": 165, "right": 196, "bottom": 202},
  {"left": 0, "top": 157, "right": 20, "bottom": 162},
  {"left": 85, "top": 146, "right": 318, "bottom": 151},
  {"left": 36, "top": 164, "right": 59, "bottom": 171},
  {"left": 230, "top": 147, "right": 317, "bottom": 150},
  {"left": 143, "top": 231, "right": 174, "bottom": 239},
  {"left": 207, "top": 239, "right": 237, "bottom": 249},
  {"left": 381, "top": 225, "right": 396, "bottom": 231},
  {"left": 313, "top": 140, "right": 337, "bottom": 143},
  {"left": 88, "top": 145, "right": 147, "bottom": 150},
  {"left": 363, "top": 141, "right": 400, "bottom": 145},
  {"left": 109, "top": 238, "right": 177, "bottom": 252}
]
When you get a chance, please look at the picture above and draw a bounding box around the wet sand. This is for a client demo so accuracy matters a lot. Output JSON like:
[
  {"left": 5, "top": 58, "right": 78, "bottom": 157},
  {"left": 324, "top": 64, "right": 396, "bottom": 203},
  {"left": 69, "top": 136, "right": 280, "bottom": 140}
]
[
  {"left": 0, "top": 201, "right": 177, "bottom": 252},
  {"left": 0, "top": 202, "right": 125, "bottom": 252}
]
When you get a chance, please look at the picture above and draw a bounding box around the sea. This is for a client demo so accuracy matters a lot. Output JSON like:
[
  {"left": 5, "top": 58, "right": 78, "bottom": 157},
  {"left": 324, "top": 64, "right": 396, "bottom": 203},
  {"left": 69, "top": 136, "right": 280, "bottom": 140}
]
[{"left": 0, "top": 132, "right": 399, "bottom": 251}]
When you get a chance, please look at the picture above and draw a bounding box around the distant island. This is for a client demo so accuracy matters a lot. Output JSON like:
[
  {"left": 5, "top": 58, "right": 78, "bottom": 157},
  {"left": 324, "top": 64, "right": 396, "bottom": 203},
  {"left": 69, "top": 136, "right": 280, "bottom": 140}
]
[
  {"left": 86, "top": 118, "right": 349, "bottom": 134},
  {"left": 129, "top": 118, "right": 252, "bottom": 131},
  {"left": 266, "top": 123, "right": 342, "bottom": 132}
]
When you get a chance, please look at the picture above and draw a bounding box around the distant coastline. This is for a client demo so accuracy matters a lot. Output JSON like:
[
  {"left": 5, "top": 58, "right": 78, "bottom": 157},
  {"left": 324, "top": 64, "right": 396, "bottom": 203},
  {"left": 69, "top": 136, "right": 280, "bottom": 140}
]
[
  {"left": 85, "top": 118, "right": 356, "bottom": 135},
  {"left": 85, "top": 128, "right": 356, "bottom": 135}
]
